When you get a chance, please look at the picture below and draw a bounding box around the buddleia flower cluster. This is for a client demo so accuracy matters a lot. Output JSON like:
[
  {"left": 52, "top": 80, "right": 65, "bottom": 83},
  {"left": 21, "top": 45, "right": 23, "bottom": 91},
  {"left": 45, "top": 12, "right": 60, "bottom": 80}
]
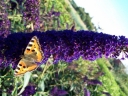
[
  {"left": 0, "top": 30, "right": 128, "bottom": 69},
  {"left": 23, "top": 0, "right": 40, "bottom": 32}
]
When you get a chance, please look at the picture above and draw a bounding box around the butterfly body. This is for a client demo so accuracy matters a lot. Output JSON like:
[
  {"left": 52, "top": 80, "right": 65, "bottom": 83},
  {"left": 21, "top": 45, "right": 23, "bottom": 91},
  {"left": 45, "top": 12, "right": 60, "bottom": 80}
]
[{"left": 14, "top": 36, "right": 44, "bottom": 76}]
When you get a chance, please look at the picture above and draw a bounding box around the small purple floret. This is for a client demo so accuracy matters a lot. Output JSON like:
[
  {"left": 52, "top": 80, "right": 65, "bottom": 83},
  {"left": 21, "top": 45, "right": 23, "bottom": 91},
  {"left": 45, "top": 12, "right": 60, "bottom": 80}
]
[
  {"left": 20, "top": 85, "right": 36, "bottom": 96},
  {"left": 50, "top": 86, "right": 68, "bottom": 96}
]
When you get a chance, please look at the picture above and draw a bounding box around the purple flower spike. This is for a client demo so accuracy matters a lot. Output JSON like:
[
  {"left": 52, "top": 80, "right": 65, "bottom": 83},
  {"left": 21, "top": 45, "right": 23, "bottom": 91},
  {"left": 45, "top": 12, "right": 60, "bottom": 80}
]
[
  {"left": 52, "top": 11, "right": 61, "bottom": 17},
  {"left": 87, "top": 79, "right": 102, "bottom": 85},
  {"left": 0, "top": 30, "right": 128, "bottom": 69},
  {"left": 83, "top": 76, "right": 102, "bottom": 85},
  {"left": 50, "top": 87, "right": 68, "bottom": 96},
  {"left": 84, "top": 88, "right": 90, "bottom": 96},
  {"left": 20, "top": 85, "right": 36, "bottom": 96},
  {"left": 23, "top": 0, "right": 40, "bottom": 31}
]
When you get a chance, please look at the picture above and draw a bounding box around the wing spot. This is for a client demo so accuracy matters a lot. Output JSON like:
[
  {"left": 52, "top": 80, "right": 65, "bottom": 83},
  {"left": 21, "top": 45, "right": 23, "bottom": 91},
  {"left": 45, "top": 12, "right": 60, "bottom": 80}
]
[
  {"left": 27, "top": 48, "right": 30, "bottom": 51},
  {"left": 19, "top": 64, "right": 22, "bottom": 66},
  {"left": 30, "top": 40, "right": 34, "bottom": 42},
  {"left": 32, "top": 50, "right": 35, "bottom": 52},
  {"left": 23, "top": 66, "right": 26, "bottom": 68},
  {"left": 28, "top": 44, "right": 32, "bottom": 47},
  {"left": 15, "top": 71, "right": 18, "bottom": 73},
  {"left": 17, "top": 67, "right": 20, "bottom": 70}
]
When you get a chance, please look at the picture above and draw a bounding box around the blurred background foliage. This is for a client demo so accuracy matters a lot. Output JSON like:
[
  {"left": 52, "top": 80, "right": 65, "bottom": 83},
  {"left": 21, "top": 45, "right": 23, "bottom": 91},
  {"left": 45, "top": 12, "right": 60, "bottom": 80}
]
[{"left": 0, "top": 0, "right": 128, "bottom": 96}]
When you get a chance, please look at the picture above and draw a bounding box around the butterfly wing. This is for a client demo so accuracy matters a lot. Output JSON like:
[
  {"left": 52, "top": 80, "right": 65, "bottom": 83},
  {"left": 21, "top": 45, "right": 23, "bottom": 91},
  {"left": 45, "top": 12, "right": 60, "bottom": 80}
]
[
  {"left": 14, "top": 36, "right": 44, "bottom": 76},
  {"left": 24, "top": 36, "right": 44, "bottom": 62},
  {"left": 14, "top": 60, "right": 38, "bottom": 75}
]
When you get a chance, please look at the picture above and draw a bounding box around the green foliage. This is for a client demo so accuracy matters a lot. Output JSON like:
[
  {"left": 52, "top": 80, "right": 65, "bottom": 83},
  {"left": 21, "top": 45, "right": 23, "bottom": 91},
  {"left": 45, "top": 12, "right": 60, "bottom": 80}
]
[
  {"left": 112, "top": 66, "right": 128, "bottom": 95},
  {"left": 96, "top": 58, "right": 126, "bottom": 96}
]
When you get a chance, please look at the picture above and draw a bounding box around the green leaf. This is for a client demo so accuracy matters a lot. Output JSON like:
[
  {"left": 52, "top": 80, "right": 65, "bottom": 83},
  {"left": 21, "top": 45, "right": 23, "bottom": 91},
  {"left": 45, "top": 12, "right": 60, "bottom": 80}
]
[
  {"left": 11, "top": 77, "right": 18, "bottom": 96},
  {"left": 70, "top": 84, "right": 74, "bottom": 91},
  {"left": 38, "top": 79, "right": 45, "bottom": 91},
  {"left": 2, "top": 89, "right": 7, "bottom": 96},
  {"left": 0, "top": 77, "right": 1, "bottom": 88},
  {"left": 18, "top": 72, "right": 32, "bottom": 95}
]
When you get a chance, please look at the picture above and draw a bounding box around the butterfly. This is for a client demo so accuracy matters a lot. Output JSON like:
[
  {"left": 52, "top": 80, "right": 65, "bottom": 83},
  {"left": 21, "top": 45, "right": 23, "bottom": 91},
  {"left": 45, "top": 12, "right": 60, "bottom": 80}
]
[{"left": 14, "top": 36, "right": 44, "bottom": 76}]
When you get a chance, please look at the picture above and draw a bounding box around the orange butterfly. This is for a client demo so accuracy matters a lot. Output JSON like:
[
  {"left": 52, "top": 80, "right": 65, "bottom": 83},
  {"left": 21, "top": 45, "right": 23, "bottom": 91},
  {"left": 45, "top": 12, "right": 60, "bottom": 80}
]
[{"left": 14, "top": 36, "right": 44, "bottom": 76}]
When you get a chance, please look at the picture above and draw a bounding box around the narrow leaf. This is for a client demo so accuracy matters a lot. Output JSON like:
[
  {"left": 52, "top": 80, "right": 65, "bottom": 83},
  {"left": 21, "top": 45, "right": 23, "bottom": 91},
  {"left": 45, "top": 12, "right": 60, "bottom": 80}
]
[{"left": 18, "top": 72, "right": 32, "bottom": 95}]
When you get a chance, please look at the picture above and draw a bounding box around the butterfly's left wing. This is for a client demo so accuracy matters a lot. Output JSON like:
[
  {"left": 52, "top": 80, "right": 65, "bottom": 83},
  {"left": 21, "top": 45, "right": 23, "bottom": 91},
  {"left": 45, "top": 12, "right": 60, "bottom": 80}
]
[
  {"left": 24, "top": 36, "right": 44, "bottom": 62},
  {"left": 14, "top": 59, "right": 38, "bottom": 76}
]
